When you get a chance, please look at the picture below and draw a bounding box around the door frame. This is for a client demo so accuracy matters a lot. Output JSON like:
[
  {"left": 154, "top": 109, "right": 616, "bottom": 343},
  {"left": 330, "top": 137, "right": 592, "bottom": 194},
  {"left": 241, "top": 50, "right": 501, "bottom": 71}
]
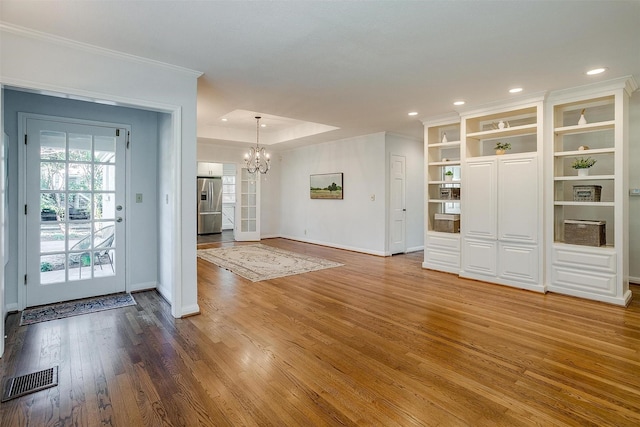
[{"left": 17, "top": 113, "right": 132, "bottom": 310}]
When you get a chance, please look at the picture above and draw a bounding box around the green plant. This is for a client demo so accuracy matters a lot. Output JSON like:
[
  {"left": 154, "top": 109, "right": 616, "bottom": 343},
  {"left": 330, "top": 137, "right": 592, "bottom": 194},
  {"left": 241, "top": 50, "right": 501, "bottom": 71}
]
[
  {"left": 494, "top": 141, "right": 511, "bottom": 151},
  {"left": 444, "top": 170, "right": 454, "bottom": 176},
  {"left": 40, "top": 262, "right": 53, "bottom": 272},
  {"left": 572, "top": 157, "right": 596, "bottom": 169}
]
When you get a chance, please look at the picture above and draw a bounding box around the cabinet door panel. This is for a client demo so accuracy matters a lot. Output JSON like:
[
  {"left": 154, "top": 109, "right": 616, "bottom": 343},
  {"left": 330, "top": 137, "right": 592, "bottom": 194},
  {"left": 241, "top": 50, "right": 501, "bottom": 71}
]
[
  {"left": 463, "top": 159, "right": 497, "bottom": 239},
  {"left": 462, "top": 238, "right": 496, "bottom": 276},
  {"left": 498, "top": 242, "right": 538, "bottom": 283},
  {"left": 498, "top": 156, "right": 538, "bottom": 243}
]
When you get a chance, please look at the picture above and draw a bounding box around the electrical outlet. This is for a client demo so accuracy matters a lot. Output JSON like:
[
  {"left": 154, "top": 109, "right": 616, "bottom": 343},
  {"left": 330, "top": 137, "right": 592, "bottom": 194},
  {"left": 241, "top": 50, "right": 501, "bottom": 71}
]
[
  {"left": 370, "top": 194, "right": 375, "bottom": 201},
  {"left": 136, "top": 193, "right": 143, "bottom": 203}
]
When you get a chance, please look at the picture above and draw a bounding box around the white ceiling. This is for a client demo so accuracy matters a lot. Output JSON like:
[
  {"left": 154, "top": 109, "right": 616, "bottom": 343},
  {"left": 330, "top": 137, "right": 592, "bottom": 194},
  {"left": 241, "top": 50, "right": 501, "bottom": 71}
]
[{"left": 1, "top": 1, "right": 639, "bottom": 150}]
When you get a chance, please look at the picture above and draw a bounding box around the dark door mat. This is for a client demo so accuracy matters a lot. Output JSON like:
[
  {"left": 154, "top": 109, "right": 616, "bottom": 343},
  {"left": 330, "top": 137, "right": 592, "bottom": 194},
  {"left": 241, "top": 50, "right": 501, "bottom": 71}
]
[{"left": 2, "top": 366, "right": 59, "bottom": 402}]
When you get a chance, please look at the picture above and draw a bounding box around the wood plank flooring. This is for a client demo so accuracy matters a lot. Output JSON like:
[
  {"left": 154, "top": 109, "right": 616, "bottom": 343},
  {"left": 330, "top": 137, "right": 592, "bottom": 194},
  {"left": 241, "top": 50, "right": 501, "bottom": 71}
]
[{"left": 2, "top": 238, "right": 640, "bottom": 426}]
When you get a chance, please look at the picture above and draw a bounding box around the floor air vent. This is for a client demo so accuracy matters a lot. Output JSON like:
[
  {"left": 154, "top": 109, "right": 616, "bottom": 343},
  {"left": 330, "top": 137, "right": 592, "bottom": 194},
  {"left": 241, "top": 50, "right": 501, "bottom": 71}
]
[{"left": 2, "top": 366, "right": 59, "bottom": 402}]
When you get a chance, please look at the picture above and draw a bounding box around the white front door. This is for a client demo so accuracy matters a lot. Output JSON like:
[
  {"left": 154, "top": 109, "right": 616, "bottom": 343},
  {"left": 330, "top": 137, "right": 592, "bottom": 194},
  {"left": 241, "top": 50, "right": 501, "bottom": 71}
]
[
  {"left": 389, "top": 154, "right": 406, "bottom": 254},
  {"left": 25, "top": 118, "right": 126, "bottom": 307},
  {"left": 234, "top": 167, "right": 260, "bottom": 241}
]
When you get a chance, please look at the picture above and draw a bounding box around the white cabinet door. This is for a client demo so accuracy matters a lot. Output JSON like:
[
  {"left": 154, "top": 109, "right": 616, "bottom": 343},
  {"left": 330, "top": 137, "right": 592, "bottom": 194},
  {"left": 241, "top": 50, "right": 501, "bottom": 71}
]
[
  {"left": 197, "top": 162, "right": 223, "bottom": 177},
  {"left": 463, "top": 159, "right": 497, "bottom": 240},
  {"left": 462, "top": 238, "right": 497, "bottom": 276},
  {"left": 498, "top": 242, "right": 539, "bottom": 284},
  {"left": 498, "top": 156, "right": 538, "bottom": 243}
]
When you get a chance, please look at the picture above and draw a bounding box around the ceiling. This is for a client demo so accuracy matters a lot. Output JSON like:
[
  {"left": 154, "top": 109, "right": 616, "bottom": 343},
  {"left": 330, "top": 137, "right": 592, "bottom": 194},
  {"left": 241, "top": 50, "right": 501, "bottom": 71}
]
[{"left": 1, "top": 1, "right": 639, "bottom": 150}]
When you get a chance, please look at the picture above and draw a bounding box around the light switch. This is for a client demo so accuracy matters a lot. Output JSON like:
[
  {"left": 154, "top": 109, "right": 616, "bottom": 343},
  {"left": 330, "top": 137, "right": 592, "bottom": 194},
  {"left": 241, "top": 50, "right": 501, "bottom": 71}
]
[
  {"left": 630, "top": 188, "right": 640, "bottom": 196},
  {"left": 136, "top": 193, "right": 143, "bottom": 203}
]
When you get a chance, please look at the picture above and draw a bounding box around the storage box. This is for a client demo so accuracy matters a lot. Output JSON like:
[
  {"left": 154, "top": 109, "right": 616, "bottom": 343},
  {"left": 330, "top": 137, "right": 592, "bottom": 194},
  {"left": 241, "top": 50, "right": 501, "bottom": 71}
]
[
  {"left": 573, "top": 185, "right": 601, "bottom": 202},
  {"left": 564, "top": 220, "right": 605, "bottom": 246},
  {"left": 439, "top": 187, "right": 460, "bottom": 200},
  {"left": 434, "top": 213, "right": 460, "bottom": 233}
]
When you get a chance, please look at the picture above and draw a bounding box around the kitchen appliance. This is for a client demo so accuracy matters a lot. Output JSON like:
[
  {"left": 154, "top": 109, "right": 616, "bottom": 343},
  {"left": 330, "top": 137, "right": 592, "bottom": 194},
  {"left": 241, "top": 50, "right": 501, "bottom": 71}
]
[{"left": 197, "top": 177, "right": 223, "bottom": 234}]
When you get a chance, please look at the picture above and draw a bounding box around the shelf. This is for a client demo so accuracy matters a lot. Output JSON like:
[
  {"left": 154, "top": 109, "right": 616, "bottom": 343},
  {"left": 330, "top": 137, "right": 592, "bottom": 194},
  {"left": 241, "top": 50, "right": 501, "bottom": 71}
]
[
  {"left": 553, "top": 148, "right": 615, "bottom": 157},
  {"left": 554, "top": 120, "right": 615, "bottom": 136},
  {"left": 429, "top": 180, "right": 461, "bottom": 185},
  {"left": 427, "top": 141, "right": 461, "bottom": 148},
  {"left": 428, "top": 199, "right": 461, "bottom": 204},
  {"left": 466, "top": 123, "right": 537, "bottom": 140},
  {"left": 554, "top": 201, "right": 614, "bottom": 207},
  {"left": 554, "top": 175, "right": 614, "bottom": 181},
  {"left": 428, "top": 161, "right": 461, "bottom": 166},
  {"left": 553, "top": 241, "right": 615, "bottom": 251}
]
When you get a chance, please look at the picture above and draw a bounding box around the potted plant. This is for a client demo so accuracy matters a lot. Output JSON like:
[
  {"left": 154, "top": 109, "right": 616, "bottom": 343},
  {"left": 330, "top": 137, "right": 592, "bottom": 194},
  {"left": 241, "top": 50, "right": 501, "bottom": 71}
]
[
  {"left": 444, "top": 170, "right": 454, "bottom": 182},
  {"left": 494, "top": 141, "right": 511, "bottom": 155},
  {"left": 572, "top": 157, "right": 596, "bottom": 176}
]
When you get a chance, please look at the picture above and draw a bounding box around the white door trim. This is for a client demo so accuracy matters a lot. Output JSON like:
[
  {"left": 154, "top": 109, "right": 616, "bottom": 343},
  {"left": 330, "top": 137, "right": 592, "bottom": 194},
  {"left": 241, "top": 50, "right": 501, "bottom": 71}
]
[
  {"left": 17, "top": 113, "right": 131, "bottom": 310},
  {"left": 389, "top": 154, "right": 407, "bottom": 255}
]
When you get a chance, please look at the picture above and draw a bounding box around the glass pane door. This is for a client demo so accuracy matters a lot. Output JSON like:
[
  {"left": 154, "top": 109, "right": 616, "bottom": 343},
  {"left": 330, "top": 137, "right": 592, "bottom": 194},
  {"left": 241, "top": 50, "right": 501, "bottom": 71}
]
[
  {"left": 234, "top": 168, "right": 260, "bottom": 241},
  {"left": 26, "top": 118, "right": 125, "bottom": 307}
]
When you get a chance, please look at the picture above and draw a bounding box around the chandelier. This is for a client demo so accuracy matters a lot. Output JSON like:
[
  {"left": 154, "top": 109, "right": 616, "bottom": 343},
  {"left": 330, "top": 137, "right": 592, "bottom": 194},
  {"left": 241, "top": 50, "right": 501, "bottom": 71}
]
[{"left": 244, "top": 116, "right": 270, "bottom": 174}]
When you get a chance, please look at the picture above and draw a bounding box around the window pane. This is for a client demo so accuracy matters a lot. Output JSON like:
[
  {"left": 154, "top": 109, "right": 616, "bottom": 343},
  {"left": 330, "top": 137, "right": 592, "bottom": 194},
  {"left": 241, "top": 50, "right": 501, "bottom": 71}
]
[
  {"left": 40, "top": 192, "right": 65, "bottom": 221},
  {"left": 68, "top": 163, "right": 92, "bottom": 190},
  {"left": 94, "top": 136, "right": 116, "bottom": 163},
  {"left": 40, "top": 161, "right": 66, "bottom": 190},
  {"left": 94, "top": 164, "right": 115, "bottom": 191},
  {"left": 67, "top": 193, "right": 91, "bottom": 220},
  {"left": 40, "top": 223, "right": 66, "bottom": 254},
  {"left": 94, "top": 193, "right": 116, "bottom": 220},
  {"left": 41, "top": 254, "right": 66, "bottom": 284},
  {"left": 68, "top": 133, "right": 92, "bottom": 161},
  {"left": 40, "top": 131, "right": 66, "bottom": 160}
]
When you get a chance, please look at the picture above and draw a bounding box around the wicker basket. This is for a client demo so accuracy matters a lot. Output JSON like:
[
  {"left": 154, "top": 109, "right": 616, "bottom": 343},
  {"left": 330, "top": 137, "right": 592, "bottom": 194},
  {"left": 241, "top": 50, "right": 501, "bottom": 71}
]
[
  {"left": 573, "top": 185, "right": 601, "bottom": 202},
  {"left": 564, "top": 220, "right": 605, "bottom": 246},
  {"left": 434, "top": 214, "right": 460, "bottom": 233}
]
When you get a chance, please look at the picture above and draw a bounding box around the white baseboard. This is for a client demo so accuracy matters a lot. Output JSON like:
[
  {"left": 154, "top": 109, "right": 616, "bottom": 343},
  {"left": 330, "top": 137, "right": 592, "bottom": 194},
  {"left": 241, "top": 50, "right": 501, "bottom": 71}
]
[
  {"left": 5, "top": 302, "right": 18, "bottom": 313},
  {"left": 156, "top": 283, "right": 172, "bottom": 304},
  {"left": 278, "top": 234, "right": 387, "bottom": 256},
  {"left": 406, "top": 245, "right": 424, "bottom": 253},
  {"left": 630, "top": 276, "right": 640, "bottom": 285},
  {"left": 128, "top": 281, "right": 157, "bottom": 293},
  {"left": 180, "top": 303, "right": 200, "bottom": 318}
]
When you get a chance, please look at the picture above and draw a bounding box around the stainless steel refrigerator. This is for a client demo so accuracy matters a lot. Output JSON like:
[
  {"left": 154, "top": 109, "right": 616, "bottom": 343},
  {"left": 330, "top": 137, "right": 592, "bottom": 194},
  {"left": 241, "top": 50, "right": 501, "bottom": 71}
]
[{"left": 197, "top": 177, "right": 223, "bottom": 234}]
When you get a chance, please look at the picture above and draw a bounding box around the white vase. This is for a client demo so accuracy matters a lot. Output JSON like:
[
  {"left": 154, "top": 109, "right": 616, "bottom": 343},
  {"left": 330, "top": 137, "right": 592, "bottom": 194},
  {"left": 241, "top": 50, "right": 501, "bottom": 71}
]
[
  {"left": 578, "top": 114, "right": 587, "bottom": 125},
  {"left": 498, "top": 120, "right": 505, "bottom": 129},
  {"left": 578, "top": 168, "right": 589, "bottom": 177},
  {"left": 442, "top": 133, "right": 447, "bottom": 143},
  {"left": 444, "top": 175, "right": 453, "bottom": 182}
]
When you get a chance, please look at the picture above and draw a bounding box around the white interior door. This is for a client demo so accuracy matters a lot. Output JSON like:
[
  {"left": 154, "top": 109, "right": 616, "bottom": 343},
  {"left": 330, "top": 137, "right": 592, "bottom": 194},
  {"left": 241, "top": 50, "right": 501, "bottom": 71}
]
[
  {"left": 25, "top": 118, "right": 126, "bottom": 307},
  {"left": 389, "top": 155, "right": 406, "bottom": 254},
  {"left": 234, "top": 167, "right": 260, "bottom": 241}
]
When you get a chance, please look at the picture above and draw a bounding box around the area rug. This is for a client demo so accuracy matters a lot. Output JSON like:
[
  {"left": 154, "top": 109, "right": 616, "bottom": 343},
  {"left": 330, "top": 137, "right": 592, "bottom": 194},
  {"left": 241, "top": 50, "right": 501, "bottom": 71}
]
[
  {"left": 197, "top": 244, "right": 343, "bottom": 282},
  {"left": 20, "top": 293, "right": 136, "bottom": 326}
]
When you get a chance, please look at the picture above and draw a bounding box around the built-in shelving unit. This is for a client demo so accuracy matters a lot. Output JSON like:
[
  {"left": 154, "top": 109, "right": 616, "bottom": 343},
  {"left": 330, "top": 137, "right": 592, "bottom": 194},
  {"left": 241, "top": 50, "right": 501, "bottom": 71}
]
[
  {"left": 421, "top": 77, "right": 637, "bottom": 306},
  {"left": 422, "top": 115, "right": 462, "bottom": 274},
  {"left": 545, "top": 76, "right": 637, "bottom": 305}
]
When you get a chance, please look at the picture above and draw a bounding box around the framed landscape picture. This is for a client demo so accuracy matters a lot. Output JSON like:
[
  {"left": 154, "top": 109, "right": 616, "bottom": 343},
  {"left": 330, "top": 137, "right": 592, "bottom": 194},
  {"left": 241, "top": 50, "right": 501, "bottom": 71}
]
[{"left": 310, "top": 173, "right": 343, "bottom": 200}]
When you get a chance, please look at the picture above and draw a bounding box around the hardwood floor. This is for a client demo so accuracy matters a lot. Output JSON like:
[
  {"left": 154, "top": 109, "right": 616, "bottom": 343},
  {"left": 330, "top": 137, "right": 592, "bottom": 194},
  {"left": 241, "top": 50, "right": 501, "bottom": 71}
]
[{"left": 2, "top": 238, "right": 640, "bottom": 426}]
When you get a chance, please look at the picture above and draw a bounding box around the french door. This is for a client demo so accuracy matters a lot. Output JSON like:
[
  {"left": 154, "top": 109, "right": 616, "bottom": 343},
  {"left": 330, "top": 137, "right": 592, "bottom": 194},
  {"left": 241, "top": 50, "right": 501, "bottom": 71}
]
[
  {"left": 25, "top": 118, "right": 126, "bottom": 307},
  {"left": 234, "top": 167, "right": 260, "bottom": 241}
]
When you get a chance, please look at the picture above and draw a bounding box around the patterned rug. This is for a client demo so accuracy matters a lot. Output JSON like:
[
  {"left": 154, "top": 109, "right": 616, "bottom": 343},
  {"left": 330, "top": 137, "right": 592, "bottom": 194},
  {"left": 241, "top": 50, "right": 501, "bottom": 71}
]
[
  {"left": 197, "top": 244, "right": 343, "bottom": 282},
  {"left": 20, "top": 293, "right": 136, "bottom": 326}
]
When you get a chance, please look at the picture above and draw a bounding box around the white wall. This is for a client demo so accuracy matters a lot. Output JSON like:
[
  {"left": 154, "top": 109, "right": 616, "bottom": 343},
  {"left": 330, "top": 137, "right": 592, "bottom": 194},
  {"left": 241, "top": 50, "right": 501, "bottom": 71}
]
[
  {"left": 279, "top": 133, "right": 388, "bottom": 255},
  {"left": 0, "top": 24, "right": 200, "bottom": 317},
  {"left": 2, "top": 89, "right": 161, "bottom": 307},
  {"left": 385, "top": 133, "right": 424, "bottom": 252},
  {"left": 628, "top": 93, "right": 640, "bottom": 283}
]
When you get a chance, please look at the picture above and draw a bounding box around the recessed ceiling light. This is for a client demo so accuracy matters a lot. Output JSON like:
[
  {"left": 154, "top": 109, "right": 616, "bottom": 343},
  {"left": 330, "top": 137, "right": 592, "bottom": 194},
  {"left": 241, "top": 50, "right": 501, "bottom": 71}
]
[
  {"left": 408, "top": 112, "right": 418, "bottom": 116},
  {"left": 586, "top": 67, "right": 607, "bottom": 75},
  {"left": 509, "top": 87, "right": 523, "bottom": 94},
  {"left": 261, "top": 124, "right": 267, "bottom": 127},
  {"left": 453, "top": 101, "right": 465, "bottom": 106},
  {"left": 221, "top": 118, "right": 228, "bottom": 122}
]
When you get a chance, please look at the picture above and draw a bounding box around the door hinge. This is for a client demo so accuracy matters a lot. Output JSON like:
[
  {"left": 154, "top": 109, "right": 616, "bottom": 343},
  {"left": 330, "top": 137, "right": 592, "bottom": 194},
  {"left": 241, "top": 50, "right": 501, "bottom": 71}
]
[
  {"left": 126, "top": 131, "right": 130, "bottom": 149},
  {"left": 116, "top": 129, "right": 120, "bottom": 137},
  {"left": 25, "top": 204, "right": 28, "bottom": 215},
  {"left": 24, "top": 274, "right": 28, "bottom": 285},
  {"left": 24, "top": 134, "right": 28, "bottom": 145}
]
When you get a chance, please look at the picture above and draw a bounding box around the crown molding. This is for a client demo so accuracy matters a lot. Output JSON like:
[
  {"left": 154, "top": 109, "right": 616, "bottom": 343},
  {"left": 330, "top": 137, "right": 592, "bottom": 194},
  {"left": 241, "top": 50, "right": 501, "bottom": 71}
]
[{"left": 0, "top": 22, "right": 203, "bottom": 78}]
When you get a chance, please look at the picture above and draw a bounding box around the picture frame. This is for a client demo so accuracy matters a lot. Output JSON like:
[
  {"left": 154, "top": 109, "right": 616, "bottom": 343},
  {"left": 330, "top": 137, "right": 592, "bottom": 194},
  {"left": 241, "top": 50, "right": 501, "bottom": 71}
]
[{"left": 310, "top": 173, "right": 343, "bottom": 200}]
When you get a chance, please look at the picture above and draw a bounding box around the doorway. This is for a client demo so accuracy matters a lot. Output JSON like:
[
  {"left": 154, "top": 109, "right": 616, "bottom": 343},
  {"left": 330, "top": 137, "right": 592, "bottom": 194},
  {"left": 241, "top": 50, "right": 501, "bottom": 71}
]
[{"left": 24, "top": 115, "right": 127, "bottom": 307}]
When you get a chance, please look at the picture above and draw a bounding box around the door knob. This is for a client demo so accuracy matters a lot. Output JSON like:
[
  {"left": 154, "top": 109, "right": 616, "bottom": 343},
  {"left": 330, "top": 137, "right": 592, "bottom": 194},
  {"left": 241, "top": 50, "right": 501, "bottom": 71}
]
[
  {"left": 116, "top": 217, "right": 123, "bottom": 223},
  {"left": 116, "top": 205, "right": 123, "bottom": 211}
]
